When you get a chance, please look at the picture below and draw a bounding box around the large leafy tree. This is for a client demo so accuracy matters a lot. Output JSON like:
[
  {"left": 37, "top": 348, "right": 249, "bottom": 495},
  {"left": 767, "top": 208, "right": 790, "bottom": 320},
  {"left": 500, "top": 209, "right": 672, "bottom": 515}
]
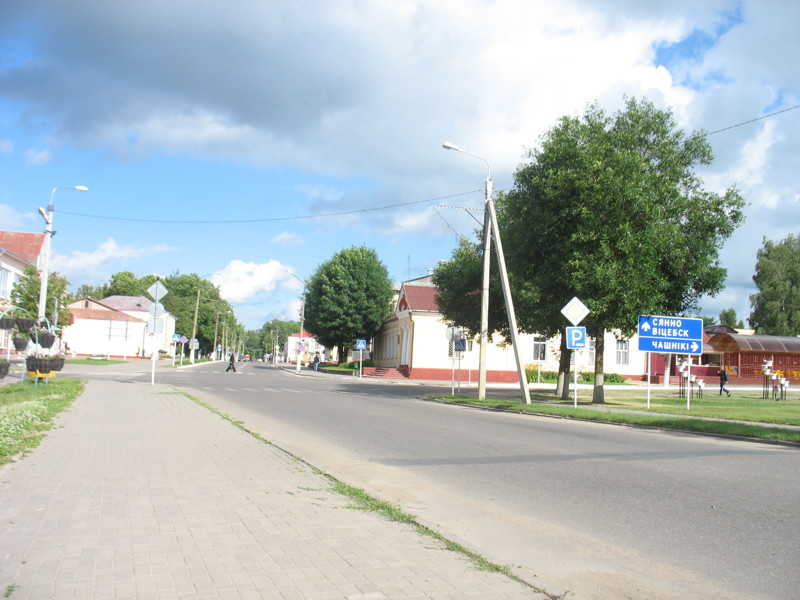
[
  {"left": 434, "top": 97, "right": 745, "bottom": 402},
  {"left": 10, "top": 266, "right": 72, "bottom": 329},
  {"left": 500, "top": 97, "right": 745, "bottom": 402},
  {"left": 304, "top": 246, "right": 393, "bottom": 362},
  {"left": 749, "top": 235, "right": 800, "bottom": 335}
]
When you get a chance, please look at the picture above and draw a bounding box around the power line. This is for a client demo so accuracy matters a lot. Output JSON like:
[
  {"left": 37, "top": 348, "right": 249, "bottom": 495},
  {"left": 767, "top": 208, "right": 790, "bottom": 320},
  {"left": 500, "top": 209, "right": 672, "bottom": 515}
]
[
  {"left": 707, "top": 103, "right": 800, "bottom": 135},
  {"left": 59, "top": 190, "right": 481, "bottom": 225}
]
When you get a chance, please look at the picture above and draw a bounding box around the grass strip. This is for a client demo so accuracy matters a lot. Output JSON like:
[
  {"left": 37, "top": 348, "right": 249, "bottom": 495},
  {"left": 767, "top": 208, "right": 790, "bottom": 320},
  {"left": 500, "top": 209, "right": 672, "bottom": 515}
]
[
  {"left": 429, "top": 395, "right": 800, "bottom": 444},
  {"left": 0, "top": 378, "right": 86, "bottom": 466},
  {"left": 175, "top": 387, "right": 561, "bottom": 599}
]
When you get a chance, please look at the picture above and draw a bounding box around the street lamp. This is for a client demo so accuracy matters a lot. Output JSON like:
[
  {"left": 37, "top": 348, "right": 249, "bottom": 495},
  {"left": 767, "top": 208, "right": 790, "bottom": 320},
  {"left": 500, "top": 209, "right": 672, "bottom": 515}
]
[
  {"left": 285, "top": 268, "right": 308, "bottom": 373},
  {"left": 37, "top": 186, "right": 89, "bottom": 324},
  {"left": 442, "top": 142, "right": 530, "bottom": 403}
]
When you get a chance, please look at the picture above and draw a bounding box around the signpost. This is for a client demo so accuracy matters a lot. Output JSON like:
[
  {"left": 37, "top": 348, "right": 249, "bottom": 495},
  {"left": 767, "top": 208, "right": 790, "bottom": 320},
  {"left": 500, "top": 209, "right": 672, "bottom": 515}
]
[
  {"left": 147, "top": 281, "right": 168, "bottom": 385},
  {"left": 638, "top": 315, "right": 704, "bottom": 409},
  {"left": 446, "top": 326, "right": 463, "bottom": 395},
  {"left": 562, "top": 298, "right": 590, "bottom": 407},
  {"left": 356, "top": 339, "right": 367, "bottom": 378}
]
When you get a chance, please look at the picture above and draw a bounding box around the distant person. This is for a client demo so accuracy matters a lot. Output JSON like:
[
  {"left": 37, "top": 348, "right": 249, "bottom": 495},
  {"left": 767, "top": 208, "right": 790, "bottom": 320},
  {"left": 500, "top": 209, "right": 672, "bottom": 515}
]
[
  {"left": 313, "top": 353, "right": 320, "bottom": 371},
  {"left": 226, "top": 352, "right": 236, "bottom": 373},
  {"left": 719, "top": 367, "right": 730, "bottom": 396}
]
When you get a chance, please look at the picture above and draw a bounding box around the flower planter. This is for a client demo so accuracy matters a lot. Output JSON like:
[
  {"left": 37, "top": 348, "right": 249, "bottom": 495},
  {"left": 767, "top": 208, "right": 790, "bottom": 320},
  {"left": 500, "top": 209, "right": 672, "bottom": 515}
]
[
  {"left": 30, "top": 332, "right": 56, "bottom": 348},
  {"left": 12, "top": 337, "right": 28, "bottom": 352},
  {"left": 0, "top": 362, "right": 9, "bottom": 379},
  {"left": 0, "top": 317, "right": 15, "bottom": 330},
  {"left": 26, "top": 357, "right": 51, "bottom": 374},
  {"left": 49, "top": 357, "right": 65, "bottom": 372},
  {"left": 15, "top": 318, "right": 36, "bottom": 331}
]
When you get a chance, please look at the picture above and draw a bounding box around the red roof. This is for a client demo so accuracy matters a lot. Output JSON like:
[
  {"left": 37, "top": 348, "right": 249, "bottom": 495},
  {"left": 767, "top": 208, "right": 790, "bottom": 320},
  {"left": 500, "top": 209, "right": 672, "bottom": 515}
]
[
  {"left": 398, "top": 285, "right": 439, "bottom": 311},
  {"left": 0, "top": 231, "right": 46, "bottom": 266},
  {"left": 289, "top": 330, "right": 315, "bottom": 338}
]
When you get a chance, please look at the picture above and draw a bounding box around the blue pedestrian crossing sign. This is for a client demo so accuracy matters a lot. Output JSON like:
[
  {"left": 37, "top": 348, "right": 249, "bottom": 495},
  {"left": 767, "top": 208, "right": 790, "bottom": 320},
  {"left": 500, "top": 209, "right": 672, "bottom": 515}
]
[
  {"left": 565, "top": 327, "right": 587, "bottom": 349},
  {"left": 638, "top": 315, "right": 703, "bottom": 354},
  {"left": 454, "top": 338, "right": 467, "bottom": 352},
  {"left": 355, "top": 339, "right": 367, "bottom": 350}
]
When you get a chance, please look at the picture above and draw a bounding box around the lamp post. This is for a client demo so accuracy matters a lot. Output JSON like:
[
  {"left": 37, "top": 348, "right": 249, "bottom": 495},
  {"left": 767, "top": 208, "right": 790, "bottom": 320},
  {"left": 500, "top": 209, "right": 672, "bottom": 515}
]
[
  {"left": 37, "top": 186, "right": 89, "bottom": 324},
  {"left": 212, "top": 309, "right": 221, "bottom": 360},
  {"left": 442, "top": 142, "right": 530, "bottom": 403},
  {"left": 285, "top": 268, "right": 308, "bottom": 373}
]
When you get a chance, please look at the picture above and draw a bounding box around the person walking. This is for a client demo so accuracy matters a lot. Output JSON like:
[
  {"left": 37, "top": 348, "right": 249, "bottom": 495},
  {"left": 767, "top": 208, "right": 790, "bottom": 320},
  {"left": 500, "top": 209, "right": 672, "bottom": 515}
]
[
  {"left": 719, "top": 367, "right": 730, "bottom": 396},
  {"left": 226, "top": 352, "right": 236, "bottom": 373},
  {"left": 313, "top": 353, "right": 320, "bottom": 371}
]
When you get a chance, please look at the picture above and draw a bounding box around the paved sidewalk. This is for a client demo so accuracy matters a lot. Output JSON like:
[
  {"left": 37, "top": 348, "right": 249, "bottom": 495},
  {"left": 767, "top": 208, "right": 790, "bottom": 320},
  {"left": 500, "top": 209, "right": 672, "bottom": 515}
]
[{"left": 0, "top": 379, "right": 550, "bottom": 600}]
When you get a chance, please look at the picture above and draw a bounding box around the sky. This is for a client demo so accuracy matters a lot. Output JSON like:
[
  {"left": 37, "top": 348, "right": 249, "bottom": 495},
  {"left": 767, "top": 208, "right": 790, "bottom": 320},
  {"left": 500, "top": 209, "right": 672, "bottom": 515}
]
[{"left": 1, "top": 0, "right": 798, "bottom": 330}]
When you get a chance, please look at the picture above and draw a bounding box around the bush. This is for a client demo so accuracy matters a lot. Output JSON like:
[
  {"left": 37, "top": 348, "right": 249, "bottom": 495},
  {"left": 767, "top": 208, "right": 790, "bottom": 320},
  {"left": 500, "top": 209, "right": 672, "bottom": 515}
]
[
  {"left": 342, "top": 359, "right": 375, "bottom": 369},
  {"left": 526, "top": 366, "right": 559, "bottom": 382}
]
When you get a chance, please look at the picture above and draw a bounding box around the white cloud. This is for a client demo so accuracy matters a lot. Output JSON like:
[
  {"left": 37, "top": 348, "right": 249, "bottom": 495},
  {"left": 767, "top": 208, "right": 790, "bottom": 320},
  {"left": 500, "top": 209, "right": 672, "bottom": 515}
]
[
  {"left": 271, "top": 231, "right": 305, "bottom": 246},
  {"left": 50, "top": 238, "right": 175, "bottom": 280},
  {"left": 0, "top": 139, "right": 13, "bottom": 155},
  {"left": 211, "top": 259, "right": 294, "bottom": 303},
  {"left": 24, "top": 148, "right": 50, "bottom": 166},
  {"left": 0, "top": 204, "right": 31, "bottom": 229}
]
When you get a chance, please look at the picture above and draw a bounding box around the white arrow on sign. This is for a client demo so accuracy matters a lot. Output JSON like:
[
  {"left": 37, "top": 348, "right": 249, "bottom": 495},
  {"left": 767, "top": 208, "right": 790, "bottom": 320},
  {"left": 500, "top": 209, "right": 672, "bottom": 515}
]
[{"left": 640, "top": 321, "right": 651, "bottom": 332}]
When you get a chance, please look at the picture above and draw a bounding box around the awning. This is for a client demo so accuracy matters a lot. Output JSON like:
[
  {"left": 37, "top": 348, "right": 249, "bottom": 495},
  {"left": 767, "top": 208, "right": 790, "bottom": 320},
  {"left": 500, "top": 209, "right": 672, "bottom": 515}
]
[{"left": 707, "top": 333, "right": 800, "bottom": 353}]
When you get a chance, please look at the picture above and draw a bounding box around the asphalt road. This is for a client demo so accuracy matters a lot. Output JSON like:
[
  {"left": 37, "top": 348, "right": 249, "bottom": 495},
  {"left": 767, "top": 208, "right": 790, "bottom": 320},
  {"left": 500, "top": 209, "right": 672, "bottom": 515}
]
[{"left": 74, "top": 360, "right": 800, "bottom": 599}]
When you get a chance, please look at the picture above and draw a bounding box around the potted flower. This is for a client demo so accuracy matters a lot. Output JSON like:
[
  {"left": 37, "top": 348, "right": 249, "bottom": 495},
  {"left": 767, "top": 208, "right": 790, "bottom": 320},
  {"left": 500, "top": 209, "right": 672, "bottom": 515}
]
[
  {"left": 12, "top": 336, "right": 28, "bottom": 352},
  {"left": 0, "top": 316, "right": 15, "bottom": 330},
  {"left": 0, "top": 358, "right": 9, "bottom": 379},
  {"left": 49, "top": 356, "right": 65, "bottom": 372}
]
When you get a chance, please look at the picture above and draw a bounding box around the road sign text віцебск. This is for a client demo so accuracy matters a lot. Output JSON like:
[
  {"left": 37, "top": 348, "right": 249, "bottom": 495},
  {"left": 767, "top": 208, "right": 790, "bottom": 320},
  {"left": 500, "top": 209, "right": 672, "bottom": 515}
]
[{"left": 637, "top": 315, "right": 703, "bottom": 354}]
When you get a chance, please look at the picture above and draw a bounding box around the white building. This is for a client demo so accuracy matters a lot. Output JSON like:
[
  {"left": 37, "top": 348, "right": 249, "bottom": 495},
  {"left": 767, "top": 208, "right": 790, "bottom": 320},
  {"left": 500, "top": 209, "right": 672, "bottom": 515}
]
[
  {"left": 63, "top": 296, "right": 176, "bottom": 359},
  {"left": 372, "top": 275, "right": 650, "bottom": 382}
]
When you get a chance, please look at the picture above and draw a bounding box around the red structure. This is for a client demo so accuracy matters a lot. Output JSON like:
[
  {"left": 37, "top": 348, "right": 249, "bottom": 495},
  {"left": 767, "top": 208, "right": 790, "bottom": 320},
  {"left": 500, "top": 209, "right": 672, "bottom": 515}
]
[{"left": 706, "top": 333, "right": 800, "bottom": 384}]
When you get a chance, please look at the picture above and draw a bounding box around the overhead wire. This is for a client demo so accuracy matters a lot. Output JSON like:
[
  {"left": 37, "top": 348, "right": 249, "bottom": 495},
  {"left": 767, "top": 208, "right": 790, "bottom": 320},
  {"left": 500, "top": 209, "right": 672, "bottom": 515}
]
[{"left": 55, "top": 104, "right": 797, "bottom": 226}]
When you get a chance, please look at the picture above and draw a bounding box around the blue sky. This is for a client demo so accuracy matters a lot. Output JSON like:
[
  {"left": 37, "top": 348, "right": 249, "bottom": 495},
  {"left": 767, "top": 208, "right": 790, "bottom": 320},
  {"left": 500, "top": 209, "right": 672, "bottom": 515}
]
[{"left": 1, "top": 0, "right": 799, "bottom": 330}]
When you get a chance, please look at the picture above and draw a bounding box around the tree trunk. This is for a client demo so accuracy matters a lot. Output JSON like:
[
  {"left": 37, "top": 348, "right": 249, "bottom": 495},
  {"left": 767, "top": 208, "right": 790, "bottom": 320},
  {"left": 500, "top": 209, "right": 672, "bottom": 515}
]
[
  {"left": 337, "top": 343, "right": 346, "bottom": 365},
  {"left": 592, "top": 329, "right": 605, "bottom": 404},
  {"left": 556, "top": 336, "right": 571, "bottom": 399}
]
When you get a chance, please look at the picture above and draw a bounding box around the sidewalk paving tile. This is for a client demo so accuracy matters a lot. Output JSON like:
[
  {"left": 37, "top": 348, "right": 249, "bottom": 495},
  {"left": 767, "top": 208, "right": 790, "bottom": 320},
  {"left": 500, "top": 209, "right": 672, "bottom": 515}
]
[{"left": 0, "top": 379, "right": 549, "bottom": 599}]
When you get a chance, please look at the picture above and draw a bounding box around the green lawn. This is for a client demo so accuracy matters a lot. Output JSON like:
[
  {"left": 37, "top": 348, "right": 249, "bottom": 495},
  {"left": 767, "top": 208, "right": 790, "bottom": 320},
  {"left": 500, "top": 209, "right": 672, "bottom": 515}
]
[
  {"left": 430, "top": 388, "right": 800, "bottom": 444},
  {"left": 0, "top": 378, "right": 86, "bottom": 466}
]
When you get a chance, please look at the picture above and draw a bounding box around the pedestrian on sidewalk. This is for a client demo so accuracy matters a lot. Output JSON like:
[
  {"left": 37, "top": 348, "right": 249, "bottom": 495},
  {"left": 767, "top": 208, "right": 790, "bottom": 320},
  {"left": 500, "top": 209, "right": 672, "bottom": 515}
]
[
  {"left": 313, "top": 353, "right": 320, "bottom": 371},
  {"left": 226, "top": 352, "right": 236, "bottom": 372},
  {"left": 719, "top": 367, "right": 730, "bottom": 396}
]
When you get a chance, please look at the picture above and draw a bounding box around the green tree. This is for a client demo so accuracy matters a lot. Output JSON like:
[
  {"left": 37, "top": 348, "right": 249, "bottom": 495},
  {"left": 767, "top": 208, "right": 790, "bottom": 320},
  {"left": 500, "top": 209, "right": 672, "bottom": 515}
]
[
  {"left": 161, "top": 273, "right": 230, "bottom": 357},
  {"left": 259, "top": 319, "right": 299, "bottom": 357},
  {"left": 71, "top": 282, "right": 109, "bottom": 300},
  {"left": 499, "top": 97, "right": 745, "bottom": 402},
  {"left": 10, "top": 265, "right": 72, "bottom": 330},
  {"left": 105, "top": 271, "right": 155, "bottom": 297},
  {"left": 304, "top": 246, "right": 393, "bottom": 362},
  {"left": 434, "top": 97, "right": 745, "bottom": 402},
  {"left": 749, "top": 235, "right": 800, "bottom": 335},
  {"left": 718, "top": 308, "right": 744, "bottom": 329}
]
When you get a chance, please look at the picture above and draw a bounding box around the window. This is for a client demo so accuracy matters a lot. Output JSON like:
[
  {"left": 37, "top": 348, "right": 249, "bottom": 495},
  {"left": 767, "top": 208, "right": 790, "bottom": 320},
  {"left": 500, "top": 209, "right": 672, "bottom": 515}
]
[
  {"left": 0, "top": 268, "right": 9, "bottom": 299},
  {"left": 532, "top": 334, "right": 547, "bottom": 362},
  {"left": 616, "top": 339, "right": 629, "bottom": 365}
]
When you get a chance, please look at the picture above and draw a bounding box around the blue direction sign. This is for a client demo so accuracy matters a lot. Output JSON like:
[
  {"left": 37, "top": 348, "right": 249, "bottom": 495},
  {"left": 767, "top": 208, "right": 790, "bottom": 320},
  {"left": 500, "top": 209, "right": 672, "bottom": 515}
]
[
  {"left": 565, "top": 327, "right": 587, "bottom": 349},
  {"left": 638, "top": 315, "right": 703, "bottom": 354}
]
